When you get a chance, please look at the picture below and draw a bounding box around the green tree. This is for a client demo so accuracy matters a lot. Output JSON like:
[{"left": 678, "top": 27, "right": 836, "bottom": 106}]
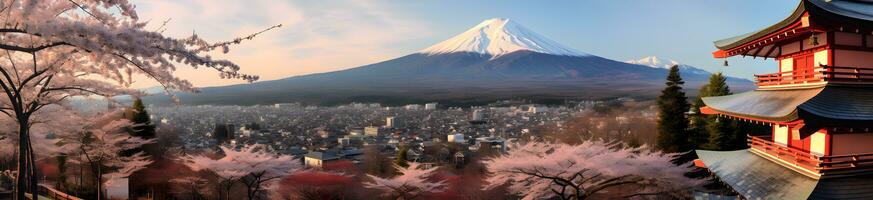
[
  {"left": 126, "top": 98, "right": 156, "bottom": 139},
  {"left": 699, "top": 73, "right": 738, "bottom": 151},
  {"left": 689, "top": 94, "right": 709, "bottom": 149},
  {"left": 656, "top": 65, "right": 691, "bottom": 153},
  {"left": 395, "top": 147, "right": 409, "bottom": 168}
]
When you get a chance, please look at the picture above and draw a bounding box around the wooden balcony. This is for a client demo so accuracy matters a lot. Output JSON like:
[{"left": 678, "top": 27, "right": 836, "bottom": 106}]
[
  {"left": 748, "top": 135, "right": 873, "bottom": 178},
  {"left": 754, "top": 65, "right": 873, "bottom": 87}
]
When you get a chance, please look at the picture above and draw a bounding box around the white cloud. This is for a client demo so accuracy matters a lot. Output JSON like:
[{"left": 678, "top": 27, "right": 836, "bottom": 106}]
[{"left": 130, "top": 0, "right": 430, "bottom": 88}]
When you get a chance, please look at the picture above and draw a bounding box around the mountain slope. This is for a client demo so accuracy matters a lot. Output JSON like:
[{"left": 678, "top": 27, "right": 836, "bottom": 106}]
[{"left": 146, "top": 19, "right": 754, "bottom": 106}]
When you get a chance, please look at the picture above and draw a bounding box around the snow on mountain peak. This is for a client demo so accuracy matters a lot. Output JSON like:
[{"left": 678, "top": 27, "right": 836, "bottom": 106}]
[
  {"left": 420, "top": 18, "right": 588, "bottom": 57},
  {"left": 626, "top": 56, "right": 711, "bottom": 75},
  {"left": 625, "top": 56, "right": 680, "bottom": 69}
]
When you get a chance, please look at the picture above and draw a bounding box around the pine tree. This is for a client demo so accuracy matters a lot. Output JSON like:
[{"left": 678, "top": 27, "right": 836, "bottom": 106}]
[
  {"left": 689, "top": 86, "right": 709, "bottom": 149},
  {"left": 395, "top": 147, "right": 409, "bottom": 168},
  {"left": 700, "top": 73, "right": 737, "bottom": 151},
  {"left": 127, "top": 98, "right": 156, "bottom": 139},
  {"left": 656, "top": 65, "right": 691, "bottom": 153}
]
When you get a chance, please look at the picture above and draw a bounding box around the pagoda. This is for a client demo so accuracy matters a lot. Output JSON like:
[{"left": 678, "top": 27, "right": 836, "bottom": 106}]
[{"left": 695, "top": 0, "right": 873, "bottom": 199}]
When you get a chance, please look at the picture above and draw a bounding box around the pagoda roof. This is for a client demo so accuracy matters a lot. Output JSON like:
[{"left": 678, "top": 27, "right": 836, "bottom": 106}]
[
  {"left": 714, "top": 0, "right": 873, "bottom": 57},
  {"left": 702, "top": 85, "right": 873, "bottom": 123},
  {"left": 697, "top": 150, "right": 873, "bottom": 199},
  {"left": 696, "top": 150, "right": 818, "bottom": 199}
]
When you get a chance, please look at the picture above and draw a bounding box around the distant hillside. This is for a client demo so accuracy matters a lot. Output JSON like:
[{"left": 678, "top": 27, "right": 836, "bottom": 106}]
[{"left": 145, "top": 18, "right": 754, "bottom": 106}]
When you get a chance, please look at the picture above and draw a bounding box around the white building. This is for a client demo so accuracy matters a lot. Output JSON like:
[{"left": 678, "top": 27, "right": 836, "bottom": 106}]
[
  {"left": 425, "top": 103, "right": 438, "bottom": 110},
  {"left": 349, "top": 128, "right": 364, "bottom": 136},
  {"left": 447, "top": 133, "right": 466, "bottom": 143},
  {"left": 404, "top": 104, "right": 422, "bottom": 110},
  {"left": 364, "top": 126, "right": 380, "bottom": 136},
  {"left": 386, "top": 117, "right": 398, "bottom": 128},
  {"left": 471, "top": 109, "right": 485, "bottom": 121},
  {"left": 476, "top": 137, "right": 507, "bottom": 152},
  {"left": 528, "top": 106, "right": 539, "bottom": 113},
  {"left": 304, "top": 152, "right": 340, "bottom": 169}
]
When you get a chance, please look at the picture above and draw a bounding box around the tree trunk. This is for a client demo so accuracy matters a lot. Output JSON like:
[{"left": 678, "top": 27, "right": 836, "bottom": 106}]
[
  {"left": 96, "top": 165, "right": 102, "bottom": 200},
  {"left": 14, "top": 120, "right": 27, "bottom": 200},
  {"left": 26, "top": 135, "right": 38, "bottom": 199}
]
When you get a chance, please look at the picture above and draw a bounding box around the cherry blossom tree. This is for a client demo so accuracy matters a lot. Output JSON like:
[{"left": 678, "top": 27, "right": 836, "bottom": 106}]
[
  {"left": 60, "top": 110, "right": 155, "bottom": 200},
  {"left": 180, "top": 145, "right": 302, "bottom": 200},
  {"left": 364, "top": 162, "right": 448, "bottom": 200},
  {"left": 0, "top": 0, "right": 276, "bottom": 198},
  {"left": 482, "top": 140, "right": 702, "bottom": 200}
]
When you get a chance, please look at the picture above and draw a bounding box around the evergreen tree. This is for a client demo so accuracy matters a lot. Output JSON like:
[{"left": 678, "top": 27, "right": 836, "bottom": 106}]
[
  {"left": 656, "top": 65, "right": 691, "bottom": 153},
  {"left": 395, "top": 147, "right": 409, "bottom": 168},
  {"left": 700, "top": 73, "right": 737, "bottom": 151},
  {"left": 127, "top": 98, "right": 156, "bottom": 139},
  {"left": 689, "top": 87, "right": 709, "bottom": 149}
]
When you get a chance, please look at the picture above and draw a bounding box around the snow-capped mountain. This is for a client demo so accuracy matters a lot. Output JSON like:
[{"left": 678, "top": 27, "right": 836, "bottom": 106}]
[
  {"left": 625, "top": 56, "right": 710, "bottom": 76},
  {"left": 420, "top": 18, "right": 586, "bottom": 57},
  {"left": 147, "top": 19, "right": 754, "bottom": 105}
]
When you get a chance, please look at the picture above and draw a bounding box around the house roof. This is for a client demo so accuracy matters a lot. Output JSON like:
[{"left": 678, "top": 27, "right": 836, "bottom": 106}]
[
  {"left": 715, "top": 0, "right": 873, "bottom": 51},
  {"left": 698, "top": 149, "right": 873, "bottom": 199},
  {"left": 304, "top": 151, "right": 340, "bottom": 160},
  {"left": 701, "top": 85, "right": 873, "bottom": 123}
]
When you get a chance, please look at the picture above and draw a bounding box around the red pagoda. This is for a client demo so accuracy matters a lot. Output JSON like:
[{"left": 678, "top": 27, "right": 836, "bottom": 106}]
[{"left": 695, "top": 0, "right": 873, "bottom": 199}]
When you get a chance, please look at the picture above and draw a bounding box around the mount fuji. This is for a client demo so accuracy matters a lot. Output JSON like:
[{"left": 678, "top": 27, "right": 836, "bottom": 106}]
[{"left": 147, "top": 18, "right": 753, "bottom": 105}]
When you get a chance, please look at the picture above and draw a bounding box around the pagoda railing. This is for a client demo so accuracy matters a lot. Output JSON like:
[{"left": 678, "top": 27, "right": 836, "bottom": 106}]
[
  {"left": 748, "top": 135, "right": 873, "bottom": 176},
  {"left": 755, "top": 65, "right": 873, "bottom": 87},
  {"left": 747, "top": 135, "right": 821, "bottom": 172}
]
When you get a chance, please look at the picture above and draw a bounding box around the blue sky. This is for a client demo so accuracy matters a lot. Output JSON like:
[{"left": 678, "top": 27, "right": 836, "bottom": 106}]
[{"left": 133, "top": 0, "right": 797, "bottom": 87}]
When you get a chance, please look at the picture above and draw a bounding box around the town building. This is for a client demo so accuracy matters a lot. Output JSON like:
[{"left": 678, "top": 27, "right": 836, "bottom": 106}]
[
  {"left": 447, "top": 133, "right": 466, "bottom": 143},
  {"left": 425, "top": 102, "right": 438, "bottom": 110},
  {"left": 696, "top": 1, "right": 873, "bottom": 199},
  {"left": 364, "top": 126, "right": 380, "bottom": 136},
  {"left": 386, "top": 117, "right": 397, "bottom": 128},
  {"left": 304, "top": 151, "right": 341, "bottom": 169}
]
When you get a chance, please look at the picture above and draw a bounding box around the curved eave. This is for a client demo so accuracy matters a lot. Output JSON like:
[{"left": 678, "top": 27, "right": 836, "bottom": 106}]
[
  {"left": 713, "top": 1, "right": 807, "bottom": 51},
  {"left": 713, "top": 0, "right": 873, "bottom": 59},
  {"left": 702, "top": 85, "right": 873, "bottom": 124},
  {"left": 701, "top": 88, "right": 824, "bottom": 123}
]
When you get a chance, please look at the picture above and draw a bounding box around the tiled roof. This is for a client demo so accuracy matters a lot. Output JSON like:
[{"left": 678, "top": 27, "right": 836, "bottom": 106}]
[
  {"left": 696, "top": 150, "right": 818, "bottom": 199},
  {"left": 698, "top": 149, "right": 873, "bottom": 199},
  {"left": 304, "top": 151, "right": 340, "bottom": 160},
  {"left": 701, "top": 87, "right": 823, "bottom": 122},
  {"left": 702, "top": 86, "right": 873, "bottom": 123}
]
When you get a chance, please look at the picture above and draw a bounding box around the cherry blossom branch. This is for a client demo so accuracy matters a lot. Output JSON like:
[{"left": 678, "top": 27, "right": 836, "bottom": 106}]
[{"left": 0, "top": 42, "right": 72, "bottom": 53}]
